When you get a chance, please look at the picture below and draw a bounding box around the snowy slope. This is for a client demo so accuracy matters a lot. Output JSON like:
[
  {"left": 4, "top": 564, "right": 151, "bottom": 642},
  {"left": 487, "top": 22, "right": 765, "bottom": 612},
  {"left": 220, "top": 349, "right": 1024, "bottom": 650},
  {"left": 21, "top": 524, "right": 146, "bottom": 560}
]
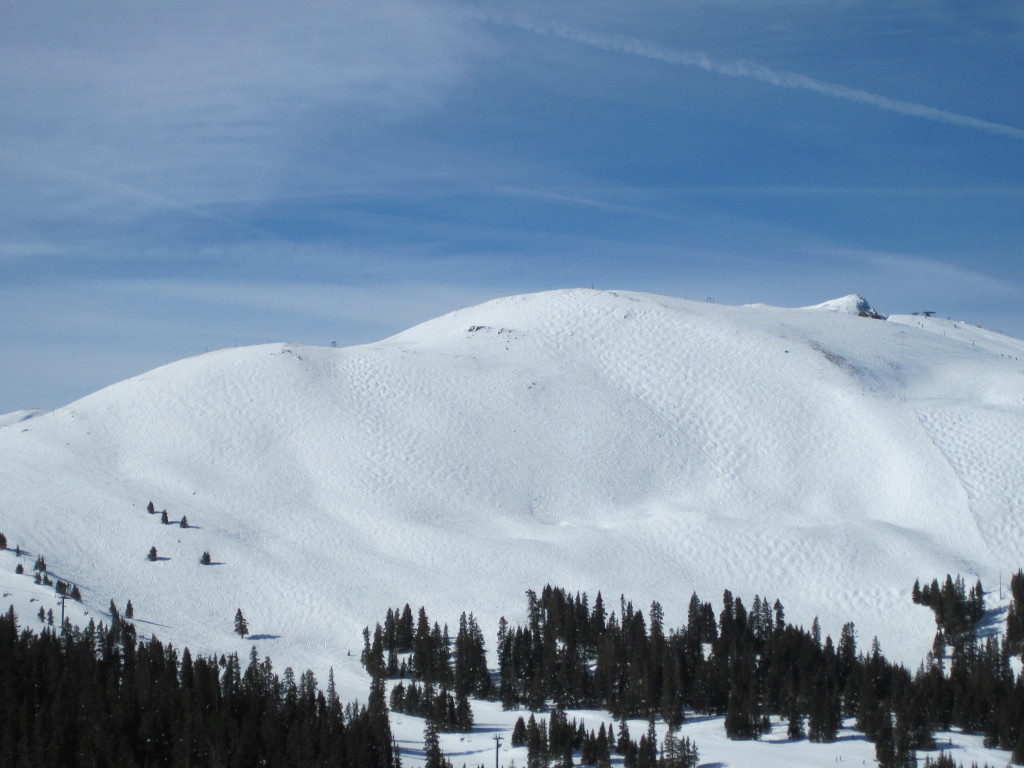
[
  {"left": 0, "top": 409, "right": 45, "bottom": 428},
  {"left": 1, "top": 288, "right": 1023, "bottom": 710}
]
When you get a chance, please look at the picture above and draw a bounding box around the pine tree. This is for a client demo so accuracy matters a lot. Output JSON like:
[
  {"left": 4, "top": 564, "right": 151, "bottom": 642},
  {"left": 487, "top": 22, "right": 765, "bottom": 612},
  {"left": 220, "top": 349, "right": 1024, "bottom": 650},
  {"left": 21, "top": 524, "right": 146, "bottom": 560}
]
[
  {"left": 875, "top": 712, "right": 895, "bottom": 768},
  {"left": 0, "top": 532, "right": 6, "bottom": 549},
  {"left": 125, "top": 600, "right": 134, "bottom": 619},
  {"left": 161, "top": 510, "right": 169, "bottom": 524},
  {"left": 787, "top": 708, "right": 805, "bottom": 740},
  {"left": 511, "top": 716, "right": 528, "bottom": 747},
  {"left": 180, "top": 515, "right": 189, "bottom": 528},
  {"left": 1007, "top": 570, "right": 1024, "bottom": 656},
  {"left": 235, "top": 608, "right": 249, "bottom": 638},
  {"left": 661, "top": 727, "right": 699, "bottom": 768},
  {"left": 200, "top": 551, "right": 212, "bottom": 565},
  {"left": 148, "top": 546, "right": 158, "bottom": 561},
  {"left": 1013, "top": 728, "right": 1024, "bottom": 766},
  {"left": 527, "top": 713, "right": 549, "bottom": 768},
  {"left": 147, "top": 501, "right": 155, "bottom": 514},
  {"left": 424, "top": 719, "right": 450, "bottom": 768},
  {"left": 636, "top": 719, "right": 657, "bottom": 768}
]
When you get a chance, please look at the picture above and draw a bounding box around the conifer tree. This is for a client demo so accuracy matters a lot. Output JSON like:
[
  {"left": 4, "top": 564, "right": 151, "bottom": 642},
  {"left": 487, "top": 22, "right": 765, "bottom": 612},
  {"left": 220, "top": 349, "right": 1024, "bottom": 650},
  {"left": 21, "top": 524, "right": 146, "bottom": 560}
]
[
  {"left": 235, "top": 608, "right": 249, "bottom": 638},
  {"left": 875, "top": 715, "right": 895, "bottom": 768},
  {"left": 1007, "top": 570, "right": 1024, "bottom": 656},
  {"left": 423, "top": 719, "right": 450, "bottom": 768},
  {"left": 787, "top": 709, "right": 805, "bottom": 740},
  {"left": 148, "top": 546, "right": 158, "bottom": 561},
  {"left": 511, "top": 716, "right": 528, "bottom": 747},
  {"left": 661, "top": 727, "right": 699, "bottom": 768},
  {"left": 527, "top": 713, "right": 549, "bottom": 768},
  {"left": 1014, "top": 727, "right": 1024, "bottom": 766},
  {"left": 636, "top": 718, "right": 657, "bottom": 768}
]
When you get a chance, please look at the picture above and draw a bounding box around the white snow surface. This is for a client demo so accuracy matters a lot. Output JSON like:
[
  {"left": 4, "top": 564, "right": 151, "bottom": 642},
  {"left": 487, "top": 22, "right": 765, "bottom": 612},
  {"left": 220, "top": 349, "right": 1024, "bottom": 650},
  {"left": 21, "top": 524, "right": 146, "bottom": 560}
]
[
  {"left": 409, "top": 704, "right": 1011, "bottom": 768},
  {"left": 1, "top": 288, "right": 1023, "bottom": 764},
  {"left": 803, "top": 293, "right": 887, "bottom": 318},
  {"left": 0, "top": 409, "right": 45, "bottom": 428}
]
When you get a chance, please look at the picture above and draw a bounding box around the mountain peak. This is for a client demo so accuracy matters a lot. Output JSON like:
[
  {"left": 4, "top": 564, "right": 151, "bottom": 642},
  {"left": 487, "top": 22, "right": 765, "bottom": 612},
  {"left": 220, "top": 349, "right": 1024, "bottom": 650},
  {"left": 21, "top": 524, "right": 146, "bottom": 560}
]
[{"left": 805, "top": 294, "right": 886, "bottom": 319}]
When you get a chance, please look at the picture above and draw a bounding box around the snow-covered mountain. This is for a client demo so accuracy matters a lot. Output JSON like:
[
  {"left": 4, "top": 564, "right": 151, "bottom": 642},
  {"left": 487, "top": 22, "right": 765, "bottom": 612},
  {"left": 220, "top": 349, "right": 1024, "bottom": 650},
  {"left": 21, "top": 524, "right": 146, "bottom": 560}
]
[{"left": 2, "top": 288, "right": 1023, "bottom": 703}]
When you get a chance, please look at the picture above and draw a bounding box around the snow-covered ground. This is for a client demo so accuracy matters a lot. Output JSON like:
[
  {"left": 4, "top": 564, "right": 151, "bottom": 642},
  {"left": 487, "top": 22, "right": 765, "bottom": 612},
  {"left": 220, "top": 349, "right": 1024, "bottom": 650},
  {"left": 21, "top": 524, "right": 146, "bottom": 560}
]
[
  {"left": 2, "top": 289, "right": 1023, "bottom": 766},
  {"left": 0, "top": 409, "right": 45, "bottom": 428},
  {"left": 411, "top": 699, "right": 1012, "bottom": 768}
]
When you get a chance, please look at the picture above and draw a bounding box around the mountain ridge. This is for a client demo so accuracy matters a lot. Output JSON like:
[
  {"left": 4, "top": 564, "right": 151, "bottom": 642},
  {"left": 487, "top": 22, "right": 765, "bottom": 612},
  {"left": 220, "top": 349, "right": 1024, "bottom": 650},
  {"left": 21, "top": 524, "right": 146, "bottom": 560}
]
[{"left": 1, "top": 288, "right": 1022, "bottom": 694}]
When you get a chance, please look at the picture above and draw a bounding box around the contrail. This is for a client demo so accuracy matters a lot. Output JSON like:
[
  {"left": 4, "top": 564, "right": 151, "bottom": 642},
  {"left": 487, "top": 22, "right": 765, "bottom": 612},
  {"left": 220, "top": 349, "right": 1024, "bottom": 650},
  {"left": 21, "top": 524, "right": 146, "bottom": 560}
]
[
  {"left": 480, "top": 13, "right": 1024, "bottom": 141},
  {"left": 0, "top": 146, "right": 273, "bottom": 238}
]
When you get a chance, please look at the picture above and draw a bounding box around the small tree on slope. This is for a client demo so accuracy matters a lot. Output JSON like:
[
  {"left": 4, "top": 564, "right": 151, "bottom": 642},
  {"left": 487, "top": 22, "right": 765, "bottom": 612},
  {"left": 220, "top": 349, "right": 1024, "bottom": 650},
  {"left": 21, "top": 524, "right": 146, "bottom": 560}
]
[{"left": 235, "top": 609, "right": 249, "bottom": 638}]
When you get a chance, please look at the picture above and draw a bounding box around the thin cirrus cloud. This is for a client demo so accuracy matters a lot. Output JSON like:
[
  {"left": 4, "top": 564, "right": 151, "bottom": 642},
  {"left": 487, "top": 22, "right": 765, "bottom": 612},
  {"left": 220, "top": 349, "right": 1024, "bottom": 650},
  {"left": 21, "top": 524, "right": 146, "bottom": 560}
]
[
  {"left": 0, "top": 1, "right": 472, "bottom": 212},
  {"left": 479, "top": 13, "right": 1024, "bottom": 142}
]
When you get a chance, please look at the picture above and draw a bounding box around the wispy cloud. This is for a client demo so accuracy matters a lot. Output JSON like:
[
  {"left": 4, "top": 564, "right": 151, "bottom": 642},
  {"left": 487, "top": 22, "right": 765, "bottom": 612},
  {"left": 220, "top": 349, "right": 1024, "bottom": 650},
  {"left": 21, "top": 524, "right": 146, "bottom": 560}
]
[
  {"left": 0, "top": 242, "right": 69, "bottom": 259},
  {"left": 816, "top": 247, "right": 1024, "bottom": 299},
  {"left": 479, "top": 13, "right": 1024, "bottom": 141},
  {"left": 0, "top": 147, "right": 274, "bottom": 238},
  {"left": 0, "top": 2, "right": 472, "bottom": 217}
]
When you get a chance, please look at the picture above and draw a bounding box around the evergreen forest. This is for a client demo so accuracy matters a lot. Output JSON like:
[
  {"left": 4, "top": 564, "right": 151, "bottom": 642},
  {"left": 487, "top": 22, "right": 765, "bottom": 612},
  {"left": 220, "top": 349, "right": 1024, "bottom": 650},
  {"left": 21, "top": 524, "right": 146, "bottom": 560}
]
[
  {"left": 362, "top": 572, "right": 1024, "bottom": 768},
  {"left": 3, "top": 568, "right": 1024, "bottom": 767},
  {"left": 0, "top": 607, "right": 398, "bottom": 768}
]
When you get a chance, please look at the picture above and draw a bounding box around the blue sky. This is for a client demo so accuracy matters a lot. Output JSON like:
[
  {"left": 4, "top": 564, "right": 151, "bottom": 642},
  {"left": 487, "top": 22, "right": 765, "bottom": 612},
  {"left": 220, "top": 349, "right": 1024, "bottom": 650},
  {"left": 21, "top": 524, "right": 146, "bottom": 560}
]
[{"left": 2, "top": 0, "right": 1023, "bottom": 411}]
